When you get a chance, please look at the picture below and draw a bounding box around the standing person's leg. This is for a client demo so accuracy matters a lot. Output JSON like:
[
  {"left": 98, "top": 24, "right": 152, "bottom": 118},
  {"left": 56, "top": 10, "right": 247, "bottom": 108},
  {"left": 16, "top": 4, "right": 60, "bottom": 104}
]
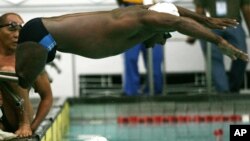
[
  {"left": 142, "top": 44, "right": 163, "bottom": 95},
  {"left": 211, "top": 44, "right": 229, "bottom": 92},
  {"left": 226, "top": 25, "right": 247, "bottom": 92},
  {"left": 123, "top": 44, "right": 142, "bottom": 96},
  {"left": 151, "top": 44, "right": 163, "bottom": 95},
  {"left": 200, "top": 36, "right": 229, "bottom": 93}
]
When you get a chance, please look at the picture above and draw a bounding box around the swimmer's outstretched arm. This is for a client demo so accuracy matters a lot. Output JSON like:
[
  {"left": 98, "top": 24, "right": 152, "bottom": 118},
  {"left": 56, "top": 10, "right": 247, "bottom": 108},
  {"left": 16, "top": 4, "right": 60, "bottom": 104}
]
[
  {"left": 142, "top": 11, "right": 248, "bottom": 61},
  {"left": 141, "top": 3, "right": 238, "bottom": 29},
  {"left": 175, "top": 17, "right": 248, "bottom": 61},
  {"left": 175, "top": 5, "right": 239, "bottom": 29}
]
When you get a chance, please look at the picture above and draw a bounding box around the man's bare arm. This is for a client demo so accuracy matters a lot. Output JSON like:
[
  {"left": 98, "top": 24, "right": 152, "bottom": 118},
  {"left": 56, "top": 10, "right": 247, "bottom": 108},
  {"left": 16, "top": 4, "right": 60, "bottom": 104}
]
[
  {"left": 176, "top": 5, "right": 238, "bottom": 29},
  {"left": 144, "top": 11, "right": 248, "bottom": 61},
  {"left": 177, "top": 17, "right": 248, "bottom": 61},
  {"left": 31, "top": 71, "right": 53, "bottom": 131},
  {"left": 8, "top": 84, "right": 33, "bottom": 138}
]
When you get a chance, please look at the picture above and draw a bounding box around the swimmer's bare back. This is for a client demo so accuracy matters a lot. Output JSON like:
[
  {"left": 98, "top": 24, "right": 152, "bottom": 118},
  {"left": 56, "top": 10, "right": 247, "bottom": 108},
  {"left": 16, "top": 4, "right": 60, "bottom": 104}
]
[
  {"left": 43, "top": 4, "right": 248, "bottom": 62},
  {"left": 42, "top": 5, "right": 175, "bottom": 58}
]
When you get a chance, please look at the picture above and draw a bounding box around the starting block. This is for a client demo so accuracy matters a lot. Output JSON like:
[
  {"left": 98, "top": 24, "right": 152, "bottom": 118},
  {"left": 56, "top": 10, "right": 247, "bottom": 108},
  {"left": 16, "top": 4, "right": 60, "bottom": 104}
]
[{"left": 0, "top": 71, "right": 23, "bottom": 108}]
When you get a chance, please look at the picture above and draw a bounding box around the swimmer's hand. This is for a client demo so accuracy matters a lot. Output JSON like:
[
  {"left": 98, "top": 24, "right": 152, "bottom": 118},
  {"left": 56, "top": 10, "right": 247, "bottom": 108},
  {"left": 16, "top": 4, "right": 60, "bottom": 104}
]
[
  {"left": 218, "top": 39, "right": 249, "bottom": 62},
  {"left": 203, "top": 17, "right": 239, "bottom": 30},
  {"left": 186, "top": 36, "right": 196, "bottom": 45}
]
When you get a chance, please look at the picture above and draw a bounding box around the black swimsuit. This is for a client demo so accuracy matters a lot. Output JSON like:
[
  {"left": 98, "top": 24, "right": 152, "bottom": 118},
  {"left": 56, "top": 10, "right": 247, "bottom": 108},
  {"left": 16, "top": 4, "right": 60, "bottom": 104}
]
[{"left": 18, "top": 18, "right": 57, "bottom": 63}]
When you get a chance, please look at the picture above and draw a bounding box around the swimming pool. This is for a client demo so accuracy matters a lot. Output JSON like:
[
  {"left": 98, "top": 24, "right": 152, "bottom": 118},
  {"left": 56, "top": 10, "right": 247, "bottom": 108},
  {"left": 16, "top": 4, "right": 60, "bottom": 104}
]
[
  {"left": 64, "top": 120, "right": 235, "bottom": 141},
  {"left": 62, "top": 95, "right": 250, "bottom": 141}
]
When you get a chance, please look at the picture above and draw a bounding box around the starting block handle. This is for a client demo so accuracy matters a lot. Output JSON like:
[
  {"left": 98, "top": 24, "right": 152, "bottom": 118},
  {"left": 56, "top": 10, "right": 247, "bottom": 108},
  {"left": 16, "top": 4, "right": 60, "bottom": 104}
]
[
  {"left": 0, "top": 71, "right": 21, "bottom": 107},
  {"left": 0, "top": 71, "right": 18, "bottom": 83}
]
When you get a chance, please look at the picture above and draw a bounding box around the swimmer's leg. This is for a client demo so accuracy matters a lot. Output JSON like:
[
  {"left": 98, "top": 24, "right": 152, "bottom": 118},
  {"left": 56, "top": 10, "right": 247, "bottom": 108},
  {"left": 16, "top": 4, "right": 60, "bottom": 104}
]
[{"left": 16, "top": 42, "right": 48, "bottom": 88}]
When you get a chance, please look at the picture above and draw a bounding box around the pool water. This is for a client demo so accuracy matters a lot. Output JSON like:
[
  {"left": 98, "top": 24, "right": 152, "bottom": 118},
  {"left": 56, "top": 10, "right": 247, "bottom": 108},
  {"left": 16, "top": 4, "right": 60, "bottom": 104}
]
[
  {"left": 63, "top": 118, "right": 240, "bottom": 141},
  {"left": 63, "top": 98, "right": 250, "bottom": 141}
]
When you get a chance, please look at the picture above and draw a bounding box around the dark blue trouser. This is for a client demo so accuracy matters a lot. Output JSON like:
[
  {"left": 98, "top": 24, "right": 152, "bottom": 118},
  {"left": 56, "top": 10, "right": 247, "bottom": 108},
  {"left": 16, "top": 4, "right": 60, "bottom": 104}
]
[
  {"left": 123, "top": 43, "right": 163, "bottom": 96},
  {"left": 200, "top": 24, "right": 247, "bottom": 93}
]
